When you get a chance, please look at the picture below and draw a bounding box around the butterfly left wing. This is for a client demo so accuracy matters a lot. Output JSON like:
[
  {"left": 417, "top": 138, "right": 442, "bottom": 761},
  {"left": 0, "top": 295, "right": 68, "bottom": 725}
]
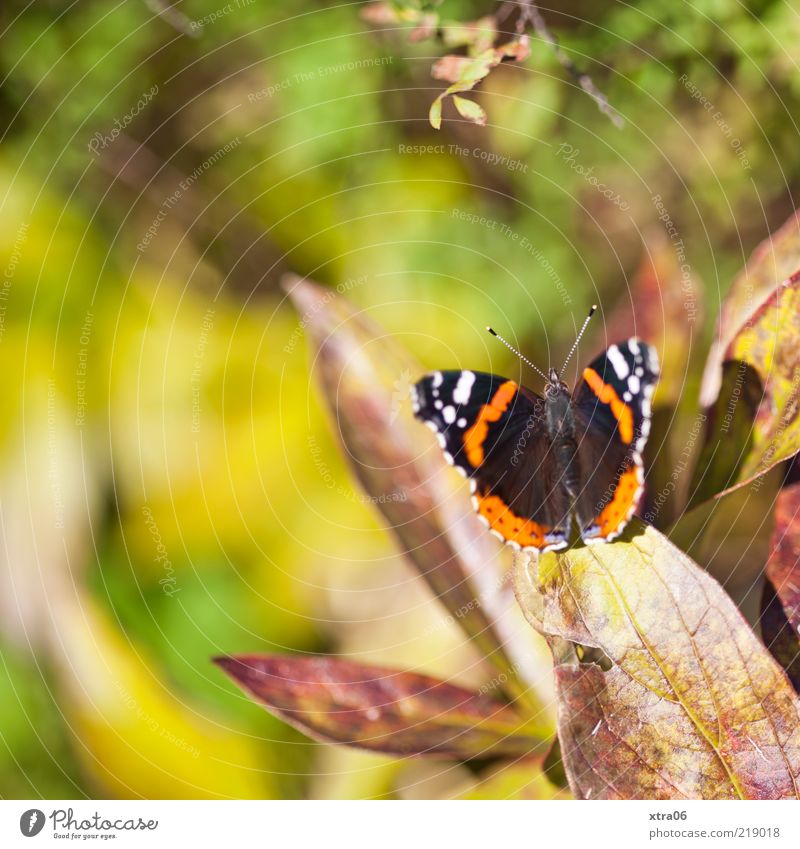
[
  {"left": 571, "top": 339, "right": 659, "bottom": 543},
  {"left": 413, "top": 370, "right": 571, "bottom": 551}
]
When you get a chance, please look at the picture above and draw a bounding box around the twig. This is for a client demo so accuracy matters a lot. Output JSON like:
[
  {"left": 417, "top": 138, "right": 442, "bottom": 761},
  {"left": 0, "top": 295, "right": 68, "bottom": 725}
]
[{"left": 514, "top": 0, "right": 624, "bottom": 129}]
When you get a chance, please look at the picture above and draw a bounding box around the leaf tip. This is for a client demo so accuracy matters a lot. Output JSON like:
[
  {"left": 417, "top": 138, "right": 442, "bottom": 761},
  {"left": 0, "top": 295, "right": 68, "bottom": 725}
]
[{"left": 429, "top": 98, "right": 443, "bottom": 130}]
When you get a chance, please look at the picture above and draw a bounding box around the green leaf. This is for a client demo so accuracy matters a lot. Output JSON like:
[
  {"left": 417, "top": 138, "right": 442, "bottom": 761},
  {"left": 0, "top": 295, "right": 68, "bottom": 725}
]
[
  {"left": 283, "top": 276, "right": 546, "bottom": 716},
  {"left": 216, "top": 655, "right": 547, "bottom": 760},
  {"left": 702, "top": 210, "right": 800, "bottom": 407},
  {"left": 428, "top": 96, "right": 443, "bottom": 130},
  {"left": 452, "top": 95, "right": 487, "bottom": 126},
  {"left": 687, "top": 360, "right": 762, "bottom": 509},
  {"left": 729, "top": 271, "right": 800, "bottom": 480},
  {"left": 512, "top": 523, "right": 800, "bottom": 799},
  {"left": 667, "top": 464, "right": 780, "bottom": 615}
]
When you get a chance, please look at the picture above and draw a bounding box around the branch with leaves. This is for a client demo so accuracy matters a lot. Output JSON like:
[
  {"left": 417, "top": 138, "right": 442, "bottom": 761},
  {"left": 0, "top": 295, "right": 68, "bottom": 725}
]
[{"left": 362, "top": 0, "right": 623, "bottom": 129}]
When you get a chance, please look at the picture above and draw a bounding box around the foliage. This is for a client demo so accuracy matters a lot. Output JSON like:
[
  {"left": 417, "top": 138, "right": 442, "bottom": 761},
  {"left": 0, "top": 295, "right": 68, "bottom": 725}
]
[{"left": 222, "top": 224, "right": 800, "bottom": 796}]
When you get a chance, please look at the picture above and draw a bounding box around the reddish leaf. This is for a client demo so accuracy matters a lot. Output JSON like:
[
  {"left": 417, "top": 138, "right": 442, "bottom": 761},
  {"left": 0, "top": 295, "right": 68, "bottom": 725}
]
[
  {"left": 762, "top": 483, "right": 800, "bottom": 691},
  {"left": 283, "top": 276, "right": 545, "bottom": 714},
  {"left": 360, "top": 2, "right": 400, "bottom": 26},
  {"left": 431, "top": 55, "right": 473, "bottom": 84},
  {"left": 761, "top": 580, "right": 800, "bottom": 694},
  {"left": 216, "top": 655, "right": 546, "bottom": 760},
  {"left": 513, "top": 524, "right": 800, "bottom": 799}
]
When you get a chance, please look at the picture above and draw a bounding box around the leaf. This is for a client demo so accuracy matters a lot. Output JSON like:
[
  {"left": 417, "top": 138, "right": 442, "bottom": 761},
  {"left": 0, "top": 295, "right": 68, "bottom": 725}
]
[
  {"left": 452, "top": 95, "right": 487, "bottom": 126},
  {"left": 687, "top": 360, "right": 762, "bottom": 509},
  {"left": 702, "top": 209, "right": 800, "bottom": 407},
  {"left": 428, "top": 97, "right": 442, "bottom": 130},
  {"left": 283, "top": 275, "right": 546, "bottom": 715},
  {"left": 360, "top": 2, "right": 401, "bottom": 25},
  {"left": 216, "top": 655, "right": 546, "bottom": 760},
  {"left": 667, "top": 464, "right": 780, "bottom": 617},
  {"left": 512, "top": 523, "right": 800, "bottom": 799},
  {"left": 431, "top": 55, "right": 474, "bottom": 84},
  {"left": 761, "top": 482, "right": 800, "bottom": 691},
  {"left": 728, "top": 272, "right": 800, "bottom": 480},
  {"left": 761, "top": 580, "right": 800, "bottom": 694}
]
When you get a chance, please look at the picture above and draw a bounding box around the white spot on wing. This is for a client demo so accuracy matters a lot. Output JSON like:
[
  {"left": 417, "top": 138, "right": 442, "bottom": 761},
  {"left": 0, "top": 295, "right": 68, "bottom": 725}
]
[
  {"left": 627, "top": 374, "right": 641, "bottom": 394},
  {"left": 453, "top": 370, "right": 476, "bottom": 405},
  {"left": 646, "top": 345, "right": 660, "bottom": 373},
  {"left": 607, "top": 345, "right": 630, "bottom": 379},
  {"left": 442, "top": 405, "right": 456, "bottom": 424}
]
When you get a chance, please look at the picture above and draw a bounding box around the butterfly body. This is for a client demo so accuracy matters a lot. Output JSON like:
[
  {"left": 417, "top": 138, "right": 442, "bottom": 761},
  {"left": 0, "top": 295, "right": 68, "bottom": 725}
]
[{"left": 412, "top": 340, "right": 659, "bottom": 553}]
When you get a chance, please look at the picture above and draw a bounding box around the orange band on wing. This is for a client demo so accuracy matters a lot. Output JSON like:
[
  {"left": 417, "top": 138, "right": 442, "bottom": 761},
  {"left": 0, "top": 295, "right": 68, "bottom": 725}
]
[
  {"left": 581, "top": 367, "right": 634, "bottom": 445},
  {"left": 476, "top": 493, "right": 547, "bottom": 548},
  {"left": 592, "top": 465, "right": 641, "bottom": 537},
  {"left": 463, "top": 380, "right": 518, "bottom": 466}
]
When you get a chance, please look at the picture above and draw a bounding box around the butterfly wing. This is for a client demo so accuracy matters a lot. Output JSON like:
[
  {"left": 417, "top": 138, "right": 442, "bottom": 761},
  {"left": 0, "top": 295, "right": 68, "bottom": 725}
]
[
  {"left": 571, "top": 340, "right": 659, "bottom": 542},
  {"left": 413, "top": 370, "right": 570, "bottom": 551}
]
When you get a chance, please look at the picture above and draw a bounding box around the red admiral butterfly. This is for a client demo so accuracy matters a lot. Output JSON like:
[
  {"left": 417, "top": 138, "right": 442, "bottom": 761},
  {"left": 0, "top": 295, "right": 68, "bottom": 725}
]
[{"left": 412, "top": 306, "right": 659, "bottom": 552}]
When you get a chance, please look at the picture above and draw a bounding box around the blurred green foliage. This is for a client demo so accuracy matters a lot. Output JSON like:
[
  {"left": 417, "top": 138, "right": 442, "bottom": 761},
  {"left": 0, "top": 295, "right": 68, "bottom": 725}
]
[{"left": 1, "top": 0, "right": 799, "bottom": 798}]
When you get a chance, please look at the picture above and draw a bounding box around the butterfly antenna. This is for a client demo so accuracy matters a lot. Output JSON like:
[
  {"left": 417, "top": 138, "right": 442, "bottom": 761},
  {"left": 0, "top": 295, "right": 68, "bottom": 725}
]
[
  {"left": 486, "top": 327, "right": 550, "bottom": 382},
  {"left": 560, "top": 304, "right": 597, "bottom": 378}
]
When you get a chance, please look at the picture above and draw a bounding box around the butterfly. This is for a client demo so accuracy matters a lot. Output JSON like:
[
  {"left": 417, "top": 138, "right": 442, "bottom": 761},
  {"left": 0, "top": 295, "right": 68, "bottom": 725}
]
[{"left": 412, "top": 307, "right": 659, "bottom": 552}]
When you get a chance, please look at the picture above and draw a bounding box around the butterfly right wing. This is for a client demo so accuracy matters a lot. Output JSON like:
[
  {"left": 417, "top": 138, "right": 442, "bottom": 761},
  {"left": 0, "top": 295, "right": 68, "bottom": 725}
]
[
  {"left": 413, "top": 370, "right": 570, "bottom": 551},
  {"left": 570, "top": 339, "right": 659, "bottom": 543}
]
